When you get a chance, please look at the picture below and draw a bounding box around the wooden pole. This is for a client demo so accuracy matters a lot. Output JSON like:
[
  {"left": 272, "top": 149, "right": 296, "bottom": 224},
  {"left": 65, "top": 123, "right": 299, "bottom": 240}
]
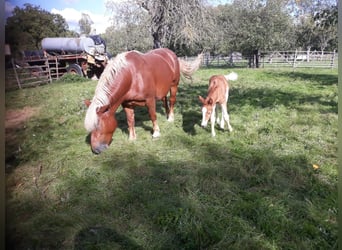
[{"left": 11, "top": 58, "right": 21, "bottom": 89}]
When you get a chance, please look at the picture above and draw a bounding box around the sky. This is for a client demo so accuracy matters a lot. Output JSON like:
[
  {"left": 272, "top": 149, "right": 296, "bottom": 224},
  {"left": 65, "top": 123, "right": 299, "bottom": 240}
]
[
  {"left": 5, "top": 0, "right": 230, "bottom": 35},
  {"left": 5, "top": 0, "right": 116, "bottom": 34}
]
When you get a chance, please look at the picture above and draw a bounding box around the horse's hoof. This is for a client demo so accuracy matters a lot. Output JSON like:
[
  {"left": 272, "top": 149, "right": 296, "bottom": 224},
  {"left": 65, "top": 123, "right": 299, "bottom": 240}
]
[
  {"left": 167, "top": 115, "right": 174, "bottom": 122},
  {"left": 152, "top": 131, "right": 161, "bottom": 138}
]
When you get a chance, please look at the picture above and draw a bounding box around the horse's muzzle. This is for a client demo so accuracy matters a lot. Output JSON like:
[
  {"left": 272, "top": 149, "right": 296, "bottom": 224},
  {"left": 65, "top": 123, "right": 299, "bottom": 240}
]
[{"left": 91, "top": 144, "right": 109, "bottom": 155}]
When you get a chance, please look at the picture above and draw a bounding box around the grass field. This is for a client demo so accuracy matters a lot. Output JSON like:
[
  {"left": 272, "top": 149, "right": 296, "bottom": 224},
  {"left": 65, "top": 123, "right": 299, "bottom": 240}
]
[{"left": 5, "top": 67, "right": 337, "bottom": 249}]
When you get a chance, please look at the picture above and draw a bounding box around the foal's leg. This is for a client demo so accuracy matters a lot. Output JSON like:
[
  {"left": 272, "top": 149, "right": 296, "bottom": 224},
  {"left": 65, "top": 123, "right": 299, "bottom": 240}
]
[
  {"left": 167, "top": 85, "right": 178, "bottom": 122},
  {"left": 221, "top": 104, "right": 233, "bottom": 132},
  {"left": 219, "top": 105, "right": 225, "bottom": 129},
  {"left": 146, "top": 99, "right": 160, "bottom": 138},
  {"left": 210, "top": 104, "right": 217, "bottom": 137},
  {"left": 123, "top": 106, "right": 136, "bottom": 140}
]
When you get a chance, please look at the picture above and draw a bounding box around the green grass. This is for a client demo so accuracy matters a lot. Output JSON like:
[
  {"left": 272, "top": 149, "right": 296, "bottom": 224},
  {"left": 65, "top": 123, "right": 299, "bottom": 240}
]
[{"left": 5, "top": 67, "right": 337, "bottom": 249}]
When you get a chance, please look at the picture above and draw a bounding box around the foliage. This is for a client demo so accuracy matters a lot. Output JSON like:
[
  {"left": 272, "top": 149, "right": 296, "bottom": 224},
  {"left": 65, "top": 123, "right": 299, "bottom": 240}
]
[
  {"left": 78, "top": 13, "right": 94, "bottom": 35},
  {"left": 55, "top": 73, "right": 90, "bottom": 83},
  {"left": 103, "top": 1, "right": 153, "bottom": 53},
  {"left": 104, "top": 0, "right": 337, "bottom": 55},
  {"left": 5, "top": 3, "right": 73, "bottom": 57},
  {"left": 106, "top": 0, "right": 213, "bottom": 55},
  {"left": 294, "top": 3, "right": 337, "bottom": 51},
  {"left": 5, "top": 67, "right": 337, "bottom": 249},
  {"left": 213, "top": 0, "right": 296, "bottom": 54}
]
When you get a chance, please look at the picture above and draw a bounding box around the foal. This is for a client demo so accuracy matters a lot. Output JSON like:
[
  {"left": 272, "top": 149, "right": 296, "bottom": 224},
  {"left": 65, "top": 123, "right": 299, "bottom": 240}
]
[{"left": 199, "top": 72, "right": 238, "bottom": 137}]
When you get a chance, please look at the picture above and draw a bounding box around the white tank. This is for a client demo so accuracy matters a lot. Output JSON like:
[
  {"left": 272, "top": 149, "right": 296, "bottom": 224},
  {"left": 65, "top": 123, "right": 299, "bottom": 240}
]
[{"left": 41, "top": 36, "right": 106, "bottom": 58}]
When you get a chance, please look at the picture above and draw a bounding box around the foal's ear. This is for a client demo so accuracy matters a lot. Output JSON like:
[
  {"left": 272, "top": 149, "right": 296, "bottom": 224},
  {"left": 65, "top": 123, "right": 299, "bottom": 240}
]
[
  {"left": 208, "top": 98, "right": 213, "bottom": 105},
  {"left": 198, "top": 96, "right": 205, "bottom": 104},
  {"left": 84, "top": 100, "right": 92, "bottom": 107},
  {"left": 96, "top": 104, "right": 110, "bottom": 114}
]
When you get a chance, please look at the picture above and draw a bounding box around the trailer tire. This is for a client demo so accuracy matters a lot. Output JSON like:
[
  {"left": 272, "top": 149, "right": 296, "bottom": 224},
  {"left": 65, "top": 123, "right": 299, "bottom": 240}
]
[{"left": 66, "top": 64, "right": 84, "bottom": 76}]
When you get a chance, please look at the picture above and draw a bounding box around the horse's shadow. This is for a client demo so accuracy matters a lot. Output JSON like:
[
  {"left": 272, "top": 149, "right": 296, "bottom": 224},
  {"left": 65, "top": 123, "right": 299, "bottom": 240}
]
[{"left": 115, "top": 102, "right": 167, "bottom": 137}]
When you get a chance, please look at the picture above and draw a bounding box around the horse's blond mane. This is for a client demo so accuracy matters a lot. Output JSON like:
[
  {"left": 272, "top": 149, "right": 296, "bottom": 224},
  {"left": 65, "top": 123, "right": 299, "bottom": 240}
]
[{"left": 84, "top": 52, "right": 128, "bottom": 132}]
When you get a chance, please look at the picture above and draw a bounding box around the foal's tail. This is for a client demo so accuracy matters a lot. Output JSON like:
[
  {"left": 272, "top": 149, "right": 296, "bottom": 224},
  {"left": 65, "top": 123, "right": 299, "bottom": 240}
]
[
  {"left": 224, "top": 72, "right": 238, "bottom": 81},
  {"left": 178, "top": 53, "right": 203, "bottom": 80}
]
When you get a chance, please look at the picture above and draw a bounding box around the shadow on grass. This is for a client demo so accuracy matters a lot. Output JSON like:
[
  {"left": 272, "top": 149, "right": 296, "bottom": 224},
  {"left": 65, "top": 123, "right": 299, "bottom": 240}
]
[
  {"left": 74, "top": 226, "right": 142, "bottom": 249},
  {"left": 5, "top": 69, "right": 337, "bottom": 249},
  {"left": 265, "top": 71, "right": 338, "bottom": 86},
  {"left": 70, "top": 141, "right": 336, "bottom": 249},
  {"left": 229, "top": 87, "right": 337, "bottom": 113}
]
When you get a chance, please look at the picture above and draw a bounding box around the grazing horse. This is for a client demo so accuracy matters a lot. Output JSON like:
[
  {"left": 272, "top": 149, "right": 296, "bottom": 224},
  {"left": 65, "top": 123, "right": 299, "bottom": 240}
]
[
  {"left": 199, "top": 72, "right": 238, "bottom": 137},
  {"left": 84, "top": 48, "right": 202, "bottom": 154}
]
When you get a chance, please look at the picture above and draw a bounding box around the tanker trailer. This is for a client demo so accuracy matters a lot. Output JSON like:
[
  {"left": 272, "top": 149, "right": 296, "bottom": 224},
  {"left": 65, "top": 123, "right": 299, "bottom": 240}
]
[{"left": 41, "top": 35, "right": 109, "bottom": 78}]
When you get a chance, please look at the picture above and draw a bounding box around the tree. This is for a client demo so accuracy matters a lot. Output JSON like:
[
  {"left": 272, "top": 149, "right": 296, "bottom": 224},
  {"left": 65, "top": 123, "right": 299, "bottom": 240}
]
[
  {"left": 294, "top": 1, "right": 337, "bottom": 50},
  {"left": 214, "top": 0, "right": 295, "bottom": 54},
  {"left": 106, "top": 0, "right": 213, "bottom": 54},
  {"left": 5, "top": 3, "right": 72, "bottom": 56},
  {"left": 78, "top": 13, "right": 94, "bottom": 35}
]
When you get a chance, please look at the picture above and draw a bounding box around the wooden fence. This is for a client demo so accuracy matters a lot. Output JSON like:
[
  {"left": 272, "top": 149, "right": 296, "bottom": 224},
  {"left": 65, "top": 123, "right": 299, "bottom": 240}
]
[
  {"left": 184, "top": 50, "right": 338, "bottom": 69},
  {"left": 5, "top": 57, "right": 67, "bottom": 91}
]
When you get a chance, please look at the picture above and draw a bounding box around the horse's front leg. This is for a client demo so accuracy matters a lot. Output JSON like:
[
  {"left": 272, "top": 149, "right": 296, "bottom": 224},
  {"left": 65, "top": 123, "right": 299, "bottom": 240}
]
[
  {"left": 123, "top": 106, "right": 136, "bottom": 140},
  {"left": 146, "top": 99, "right": 160, "bottom": 138}
]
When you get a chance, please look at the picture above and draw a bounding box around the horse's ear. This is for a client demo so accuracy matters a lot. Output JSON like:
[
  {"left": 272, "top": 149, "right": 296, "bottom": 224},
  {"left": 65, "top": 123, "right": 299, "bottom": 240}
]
[
  {"left": 208, "top": 98, "right": 213, "bottom": 105},
  {"left": 96, "top": 104, "right": 110, "bottom": 114},
  {"left": 198, "top": 96, "right": 205, "bottom": 104},
  {"left": 84, "top": 100, "right": 91, "bottom": 107}
]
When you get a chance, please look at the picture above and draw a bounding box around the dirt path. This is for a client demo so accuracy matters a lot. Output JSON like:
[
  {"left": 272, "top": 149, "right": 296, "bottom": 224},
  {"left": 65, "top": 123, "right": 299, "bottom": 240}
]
[{"left": 5, "top": 106, "right": 40, "bottom": 159}]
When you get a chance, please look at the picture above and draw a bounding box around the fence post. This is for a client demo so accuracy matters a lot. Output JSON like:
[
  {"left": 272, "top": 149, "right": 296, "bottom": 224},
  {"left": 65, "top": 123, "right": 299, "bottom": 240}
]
[
  {"left": 11, "top": 58, "right": 21, "bottom": 89},
  {"left": 45, "top": 58, "right": 52, "bottom": 83},
  {"left": 330, "top": 50, "right": 336, "bottom": 68},
  {"left": 293, "top": 49, "right": 297, "bottom": 68},
  {"left": 55, "top": 57, "right": 59, "bottom": 80},
  {"left": 306, "top": 48, "right": 310, "bottom": 62}
]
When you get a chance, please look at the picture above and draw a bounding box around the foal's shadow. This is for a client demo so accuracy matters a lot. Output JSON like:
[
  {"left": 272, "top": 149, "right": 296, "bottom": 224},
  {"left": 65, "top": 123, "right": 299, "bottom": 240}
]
[{"left": 181, "top": 110, "right": 202, "bottom": 135}]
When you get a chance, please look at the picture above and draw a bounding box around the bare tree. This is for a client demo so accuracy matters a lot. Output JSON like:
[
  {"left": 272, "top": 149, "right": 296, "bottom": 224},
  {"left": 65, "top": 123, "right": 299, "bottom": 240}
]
[{"left": 106, "top": 0, "right": 214, "bottom": 52}]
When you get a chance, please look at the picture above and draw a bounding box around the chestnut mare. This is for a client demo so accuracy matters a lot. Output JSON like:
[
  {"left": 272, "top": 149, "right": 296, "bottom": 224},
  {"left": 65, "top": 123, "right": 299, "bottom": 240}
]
[{"left": 84, "top": 48, "right": 202, "bottom": 154}]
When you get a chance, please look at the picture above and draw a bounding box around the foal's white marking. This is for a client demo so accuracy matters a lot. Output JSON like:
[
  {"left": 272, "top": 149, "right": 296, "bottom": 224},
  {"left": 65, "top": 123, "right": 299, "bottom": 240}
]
[{"left": 84, "top": 52, "right": 128, "bottom": 132}]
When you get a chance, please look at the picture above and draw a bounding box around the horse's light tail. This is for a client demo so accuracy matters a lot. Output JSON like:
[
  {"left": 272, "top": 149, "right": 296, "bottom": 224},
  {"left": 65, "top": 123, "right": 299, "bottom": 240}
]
[{"left": 178, "top": 53, "right": 203, "bottom": 80}]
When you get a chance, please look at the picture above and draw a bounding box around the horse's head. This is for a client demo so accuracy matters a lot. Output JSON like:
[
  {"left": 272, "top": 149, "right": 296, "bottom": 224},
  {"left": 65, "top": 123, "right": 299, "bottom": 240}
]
[
  {"left": 84, "top": 100, "right": 117, "bottom": 154},
  {"left": 199, "top": 96, "right": 214, "bottom": 127}
]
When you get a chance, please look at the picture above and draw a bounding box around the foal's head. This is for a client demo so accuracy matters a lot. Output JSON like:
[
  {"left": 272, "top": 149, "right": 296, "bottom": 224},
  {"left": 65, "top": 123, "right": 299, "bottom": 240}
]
[{"left": 198, "top": 96, "right": 214, "bottom": 127}]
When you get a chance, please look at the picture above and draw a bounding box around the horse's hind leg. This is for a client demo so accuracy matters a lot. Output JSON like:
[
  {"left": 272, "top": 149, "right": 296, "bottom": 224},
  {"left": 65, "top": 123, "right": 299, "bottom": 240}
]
[
  {"left": 167, "top": 85, "right": 178, "bottom": 122},
  {"left": 146, "top": 99, "right": 160, "bottom": 138}
]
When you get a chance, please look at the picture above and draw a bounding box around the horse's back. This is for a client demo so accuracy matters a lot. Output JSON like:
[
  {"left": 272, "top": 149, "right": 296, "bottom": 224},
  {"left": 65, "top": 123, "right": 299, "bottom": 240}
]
[{"left": 126, "top": 48, "right": 180, "bottom": 99}]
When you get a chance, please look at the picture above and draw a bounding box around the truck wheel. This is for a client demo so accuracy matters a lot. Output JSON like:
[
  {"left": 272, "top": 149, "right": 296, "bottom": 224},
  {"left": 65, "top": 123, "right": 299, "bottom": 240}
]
[{"left": 66, "top": 64, "right": 84, "bottom": 76}]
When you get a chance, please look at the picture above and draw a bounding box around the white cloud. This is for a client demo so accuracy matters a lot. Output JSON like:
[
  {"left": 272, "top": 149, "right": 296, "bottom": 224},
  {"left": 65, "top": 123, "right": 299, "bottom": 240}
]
[{"left": 51, "top": 7, "right": 112, "bottom": 34}]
